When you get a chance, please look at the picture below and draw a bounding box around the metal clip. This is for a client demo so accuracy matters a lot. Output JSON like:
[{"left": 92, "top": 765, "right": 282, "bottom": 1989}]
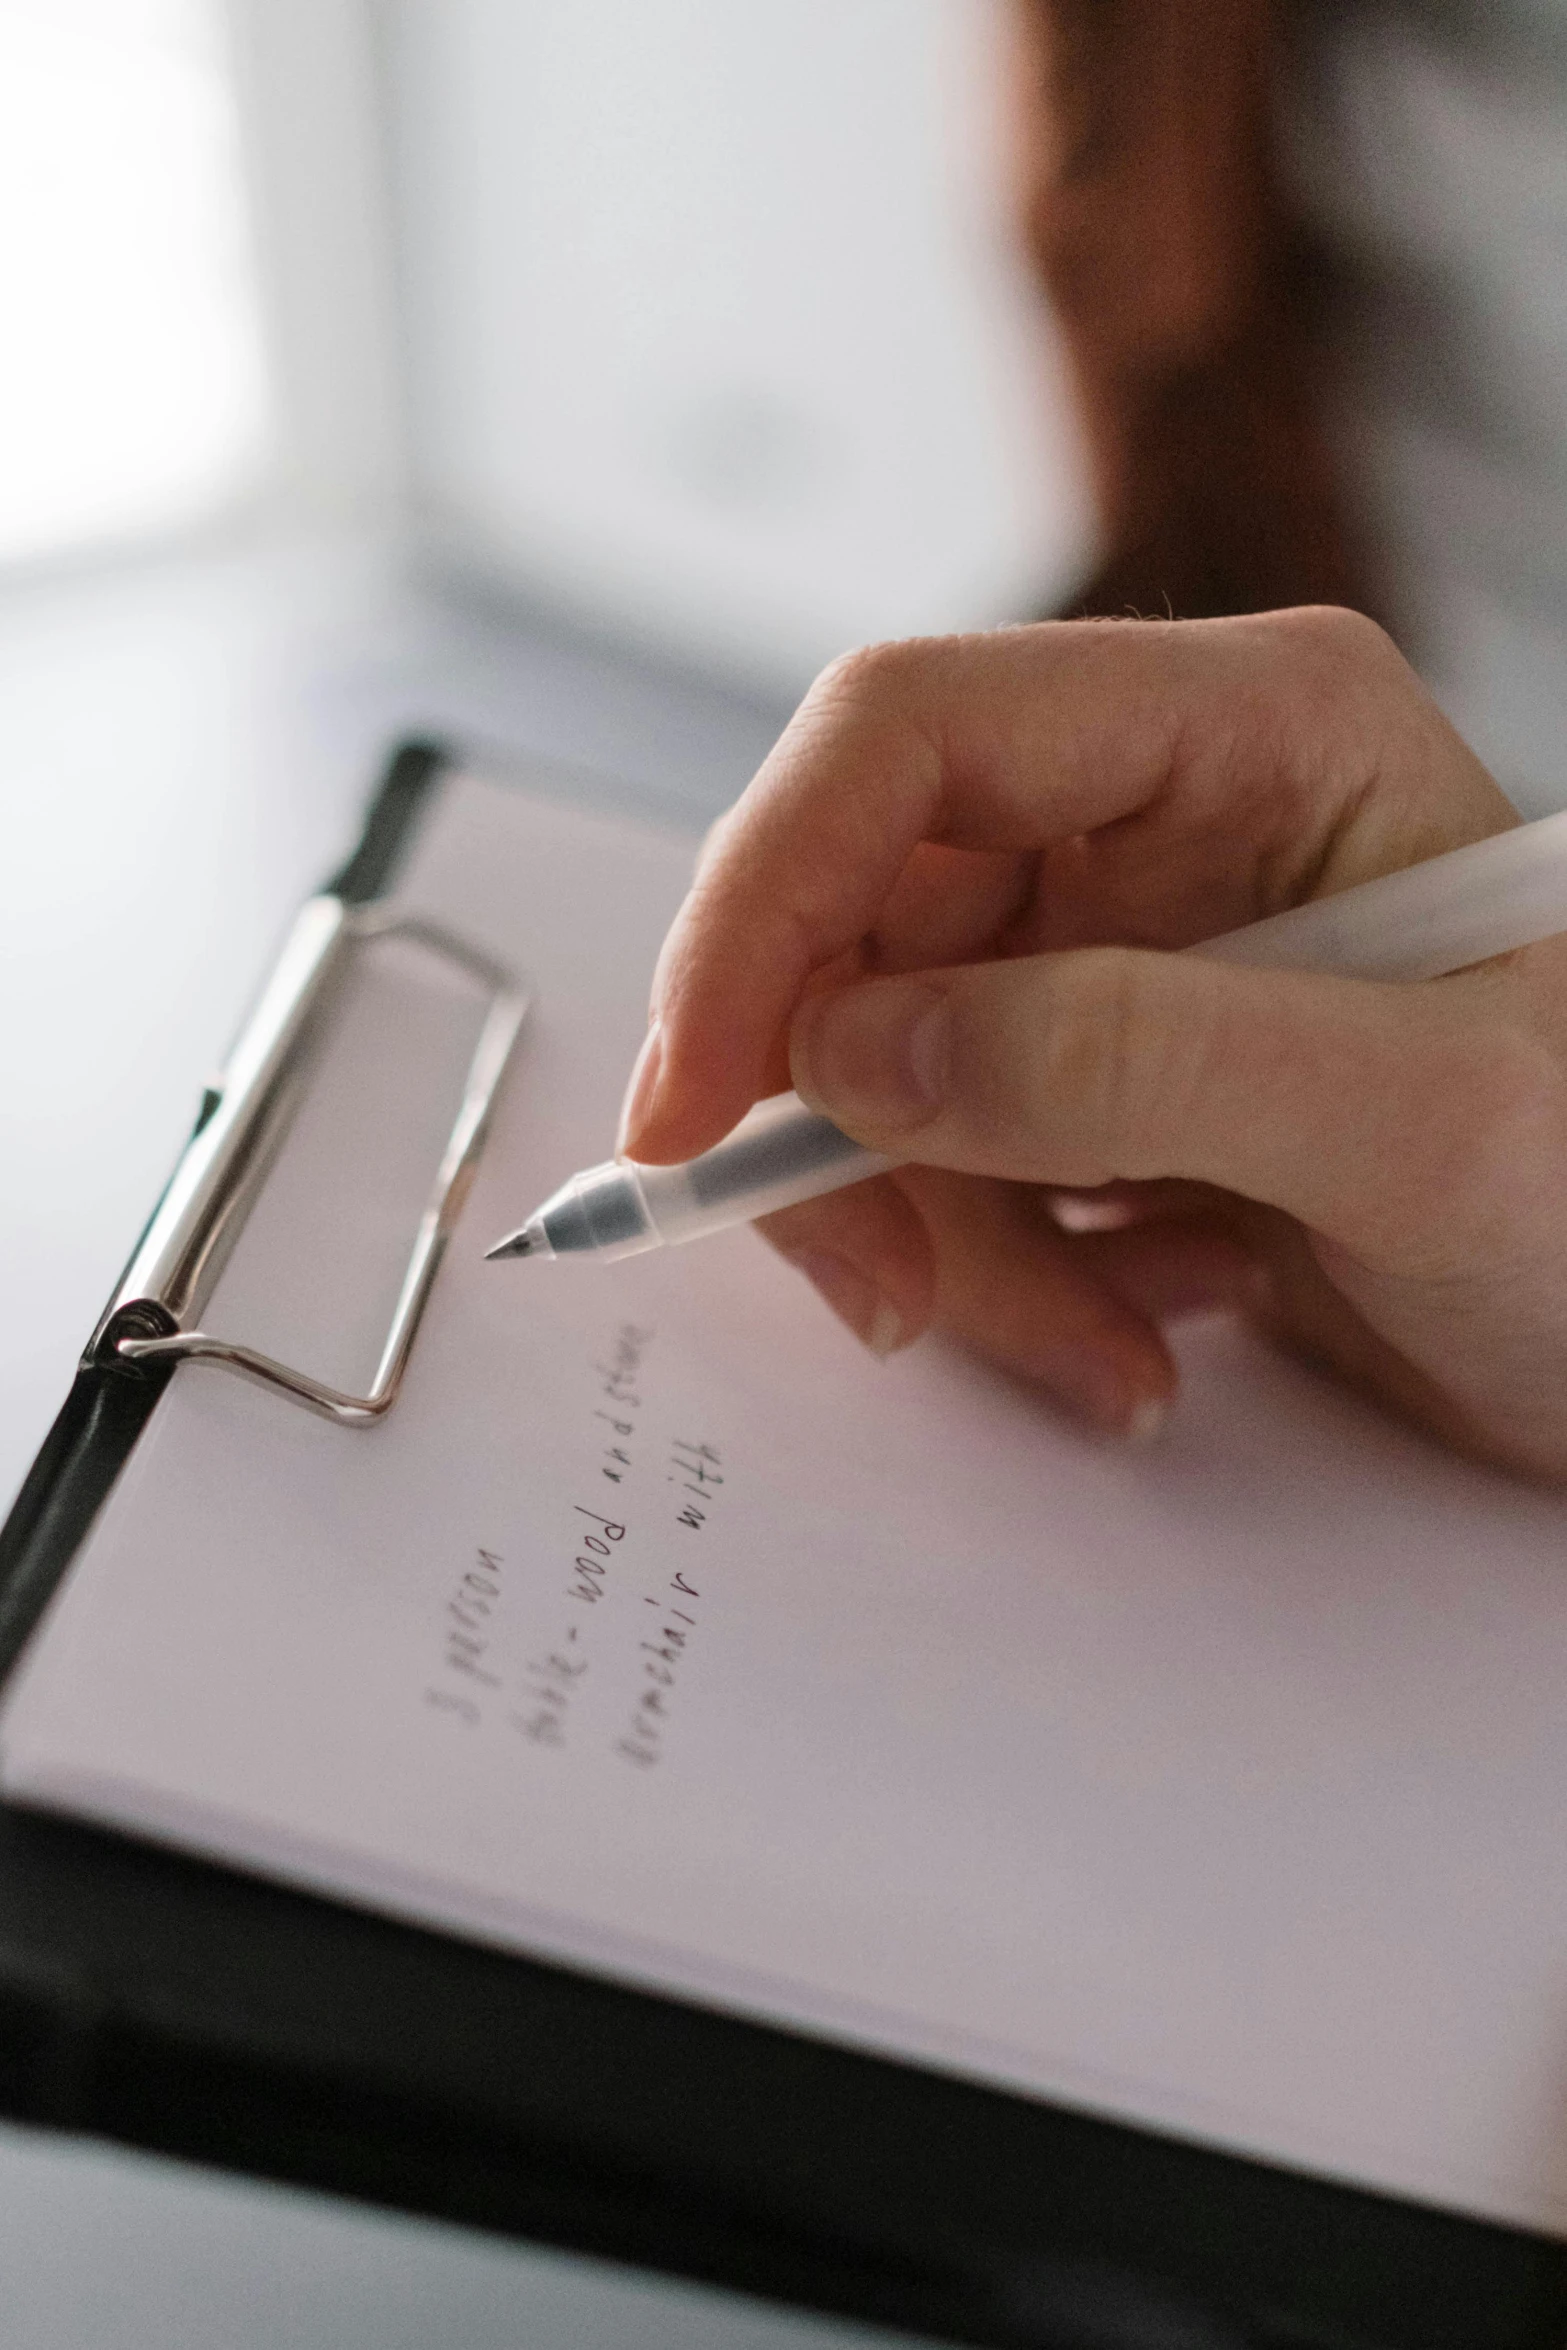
[{"left": 91, "top": 897, "right": 527, "bottom": 1427}]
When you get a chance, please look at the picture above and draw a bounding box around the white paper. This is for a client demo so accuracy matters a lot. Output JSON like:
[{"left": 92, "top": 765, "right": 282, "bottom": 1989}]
[{"left": 6, "top": 770, "right": 1567, "bottom": 2236}]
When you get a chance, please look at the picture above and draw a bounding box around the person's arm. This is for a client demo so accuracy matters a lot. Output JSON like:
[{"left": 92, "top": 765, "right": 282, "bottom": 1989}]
[
  {"left": 1007, "top": 0, "right": 1373, "bottom": 621},
  {"left": 620, "top": 610, "right": 1567, "bottom": 1481}
]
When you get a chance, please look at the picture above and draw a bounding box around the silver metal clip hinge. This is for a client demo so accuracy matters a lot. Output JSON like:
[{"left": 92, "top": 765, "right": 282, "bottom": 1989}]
[{"left": 90, "top": 896, "right": 528, "bottom": 1427}]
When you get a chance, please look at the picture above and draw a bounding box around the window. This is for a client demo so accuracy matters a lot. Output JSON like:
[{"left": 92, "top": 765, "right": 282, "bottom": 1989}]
[{"left": 0, "top": 0, "right": 269, "bottom": 564}]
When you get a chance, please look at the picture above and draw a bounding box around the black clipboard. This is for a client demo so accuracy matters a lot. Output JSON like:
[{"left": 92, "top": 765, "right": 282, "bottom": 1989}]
[{"left": 1, "top": 741, "right": 1563, "bottom": 2350}]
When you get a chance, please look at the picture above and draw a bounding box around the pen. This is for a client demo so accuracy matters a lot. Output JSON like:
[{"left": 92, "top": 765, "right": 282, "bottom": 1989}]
[{"left": 485, "top": 810, "right": 1567, "bottom": 1266}]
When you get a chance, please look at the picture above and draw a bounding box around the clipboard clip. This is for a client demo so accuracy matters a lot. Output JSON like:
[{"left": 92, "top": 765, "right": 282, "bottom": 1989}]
[{"left": 87, "top": 897, "right": 528, "bottom": 1428}]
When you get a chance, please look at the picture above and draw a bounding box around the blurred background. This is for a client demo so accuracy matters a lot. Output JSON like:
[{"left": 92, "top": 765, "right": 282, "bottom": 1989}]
[
  {"left": 0, "top": 1, "right": 1564, "bottom": 2342},
  {"left": 0, "top": 0, "right": 1088, "bottom": 679}
]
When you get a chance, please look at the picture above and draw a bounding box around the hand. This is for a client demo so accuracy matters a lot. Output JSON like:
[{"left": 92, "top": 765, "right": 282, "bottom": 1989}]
[{"left": 620, "top": 608, "right": 1567, "bottom": 1480}]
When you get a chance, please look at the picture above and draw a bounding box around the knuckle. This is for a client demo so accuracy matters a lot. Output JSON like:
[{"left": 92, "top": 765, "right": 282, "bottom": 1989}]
[
  {"left": 1029, "top": 948, "right": 1166, "bottom": 1179},
  {"left": 806, "top": 638, "right": 916, "bottom": 717},
  {"left": 1031, "top": 949, "right": 1242, "bottom": 1186},
  {"left": 1254, "top": 606, "right": 1414, "bottom": 727},
  {"left": 1077, "top": 949, "right": 1179, "bottom": 1174},
  {"left": 803, "top": 632, "right": 962, "bottom": 729},
  {"left": 1268, "top": 603, "right": 1400, "bottom": 673}
]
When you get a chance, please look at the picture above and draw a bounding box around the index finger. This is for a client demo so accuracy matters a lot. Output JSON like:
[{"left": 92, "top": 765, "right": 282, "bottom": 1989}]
[{"left": 625, "top": 610, "right": 1455, "bottom": 1161}]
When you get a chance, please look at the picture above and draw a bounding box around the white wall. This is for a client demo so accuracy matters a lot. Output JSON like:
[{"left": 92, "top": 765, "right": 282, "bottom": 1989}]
[
  {"left": 0, "top": 1, "right": 1091, "bottom": 677},
  {"left": 225, "top": 0, "right": 405, "bottom": 524},
  {"left": 0, "top": 0, "right": 269, "bottom": 565},
  {"left": 383, "top": 0, "right": 1091, "bottom": 692}
]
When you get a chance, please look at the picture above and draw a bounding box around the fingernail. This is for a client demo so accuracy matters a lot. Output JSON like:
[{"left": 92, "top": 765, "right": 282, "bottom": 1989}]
[
  {"left": 616, "top": 1020, "right": 664, "bottom": 1156},
  {"left": 785, "top": 1249, "right": 907, "bottom": 1358},
  {"left": 795, "top": 981, "right": 949, "bottom": 1134},
  {"left": 1049, "top": 1191, "right": 1136, "bottom": 1234},
  {"left": 1050, "top": 1359, "right": 1170, "bottom": 1443}
]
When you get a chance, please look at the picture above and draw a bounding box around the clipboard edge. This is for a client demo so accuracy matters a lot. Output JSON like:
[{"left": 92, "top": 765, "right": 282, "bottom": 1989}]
[{"left": 326, "top": 736, "right": 449, "bottom": 905}]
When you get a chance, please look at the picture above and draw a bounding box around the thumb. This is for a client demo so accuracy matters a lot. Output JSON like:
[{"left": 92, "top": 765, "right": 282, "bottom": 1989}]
[{"left": 789, "top": 948, "right": 1540, "bottom": 1272}]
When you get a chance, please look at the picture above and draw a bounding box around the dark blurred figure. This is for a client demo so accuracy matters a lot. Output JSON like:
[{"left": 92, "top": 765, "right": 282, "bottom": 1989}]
[
  {"left": 1009, "top": 0, "right": 1369, "bottom": 621},
  {"left": 1008, "top": 0, "right": 1567, "bottom": 790}
]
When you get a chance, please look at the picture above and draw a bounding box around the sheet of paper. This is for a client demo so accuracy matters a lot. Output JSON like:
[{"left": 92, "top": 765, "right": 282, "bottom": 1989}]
[{"left": 6, "top": 768, "right": 1567, "bottom": 2236}]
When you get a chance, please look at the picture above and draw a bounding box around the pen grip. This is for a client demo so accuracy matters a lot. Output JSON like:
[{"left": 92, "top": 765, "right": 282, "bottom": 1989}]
[{"left": 631, "top": 1092, "right": 894, "bottom": 1245}]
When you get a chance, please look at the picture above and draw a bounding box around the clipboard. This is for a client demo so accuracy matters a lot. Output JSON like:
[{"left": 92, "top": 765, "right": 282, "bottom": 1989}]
[{"left": 1, "top": 742, "right": 1564, "bottom": 2350}]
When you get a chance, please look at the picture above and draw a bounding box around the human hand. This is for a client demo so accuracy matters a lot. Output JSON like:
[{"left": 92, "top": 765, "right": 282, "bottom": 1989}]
[{"left": 620, "top": 609, "right": 1567, "bottom": 1480}]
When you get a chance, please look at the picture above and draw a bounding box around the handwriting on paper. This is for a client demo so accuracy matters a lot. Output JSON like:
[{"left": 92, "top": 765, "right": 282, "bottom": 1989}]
[
  {"left": 619, "top": 1563, "right": 704, "bottom": 1769},
  {"left": 567, "top": 1506, "right": 625, "bottom": 1607},
  {"left": 512, "top": 1625, "right": 587, "bottom": 1748},
  {"left": 424, "top": 1546, "right": 508, "bottom": 1727},
  {"left": 421, "top": 1320, "right": 727, "bottom": 1769},
  {"left": 593, "top": 1322, "right": 654, "bottom": 1489},
  {"left": 617, "top": 1436, "right": 724, "bottom": 1766},
  {"left": 669, "top": 1436, "right": 723, "bottom": 1530}
]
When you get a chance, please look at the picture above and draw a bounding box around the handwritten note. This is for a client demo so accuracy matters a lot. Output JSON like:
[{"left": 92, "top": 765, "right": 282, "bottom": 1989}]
[{"left": 420, "top": 1319, "right": 722, "bottom": 1772}]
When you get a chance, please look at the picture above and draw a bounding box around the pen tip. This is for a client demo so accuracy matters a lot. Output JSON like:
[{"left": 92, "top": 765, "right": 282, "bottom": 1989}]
[{"left": 484, "top": 1230, "right": 535, "bottom": 1262}]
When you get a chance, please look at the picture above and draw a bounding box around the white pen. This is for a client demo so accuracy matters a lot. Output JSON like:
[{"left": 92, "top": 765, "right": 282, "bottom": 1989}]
[{"left": 485, "top": 811, "right": 1567, "bottom": 1266}]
